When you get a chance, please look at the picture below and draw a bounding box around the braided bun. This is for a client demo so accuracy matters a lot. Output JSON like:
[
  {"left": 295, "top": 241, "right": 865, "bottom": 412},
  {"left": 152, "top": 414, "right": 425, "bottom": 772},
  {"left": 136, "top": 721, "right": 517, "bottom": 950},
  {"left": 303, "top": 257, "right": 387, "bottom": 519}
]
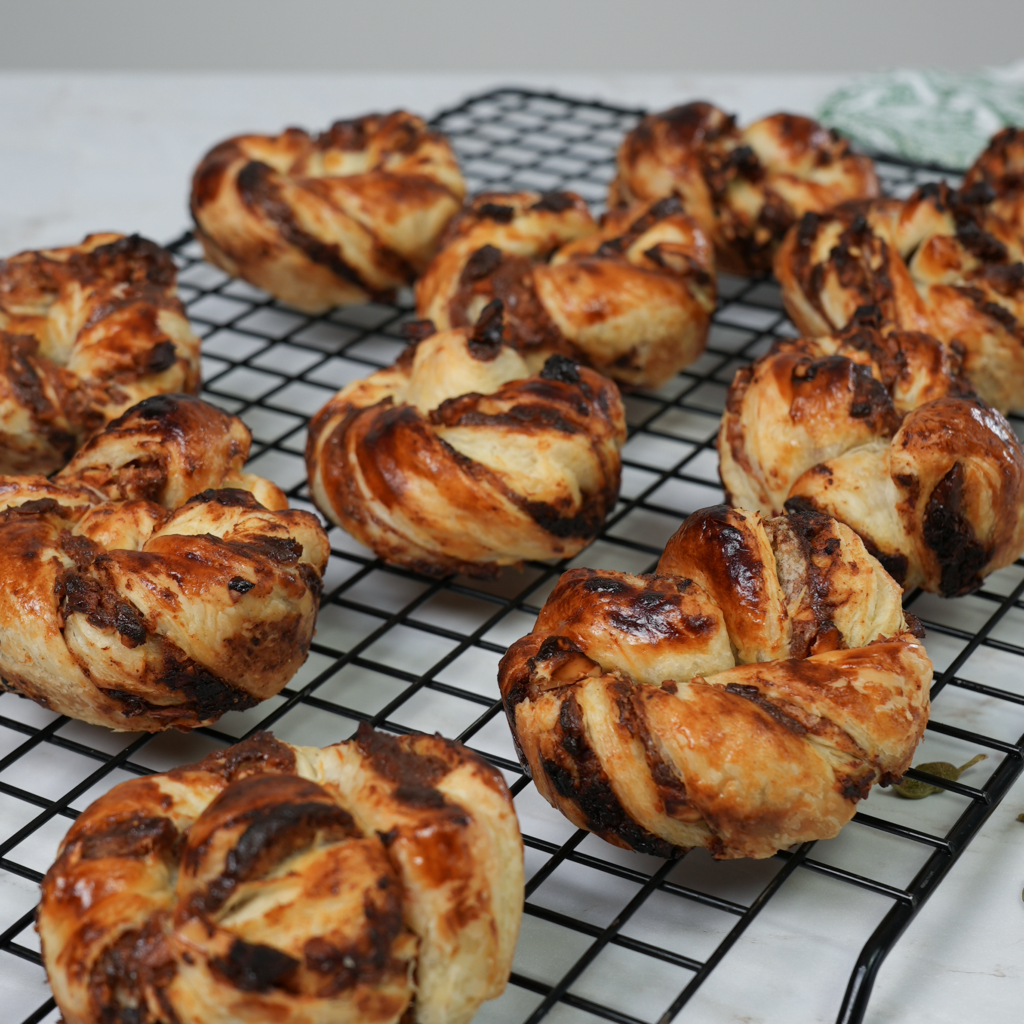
[
  {"left": 0, "top": 395, "right": 329, "bottom": 731},
  {"left": 0, "top": 233, "right": 201, "bottom": 474},
  {"left": 609, "top": 102, "right": 879, "bottom": 276},
  {"left": 416, "top": 191, "right": 715, "bottom": 388},
  {"left": 39, "top": 727, "right": 522, "bottom": 1024},
  {"left": 499, "top": 505, "right": 931, "bottom": 860},
  {"left": 963, "top": 127, "right": 1024, "bottom": 236},
  {"left": 192, "top": 111, "right": 466, "bottom": 313},
  {"left": 719, "top": 317, "right": 1024, "bottom": 596},
  {"left": 775, "top": 183, "right": 1024, "bottom": 411},
  {"left": 306, "top": 303, "right": 626, "bottom": 576}
]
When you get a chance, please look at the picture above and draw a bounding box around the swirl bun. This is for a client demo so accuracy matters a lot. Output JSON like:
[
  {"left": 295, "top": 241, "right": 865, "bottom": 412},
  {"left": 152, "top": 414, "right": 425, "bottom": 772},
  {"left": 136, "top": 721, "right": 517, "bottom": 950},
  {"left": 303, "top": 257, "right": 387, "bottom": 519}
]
[
  {"left": 499, "top": 505, "right": 931, "bottom": 860},
  {"left": 39, "top": 727, "right": 523, "bottom": 1024},
  {"left": 191, "top": 111, "right": 466, "bottom": 313},
  {"left": 775, "top": 183, "right": 1024, "bottom": 411},
  {"left": 0, "top": 233, "right": 201, "bottom": 474},
  {"left": 609, "top": 102, "right": 879, "bottom": 276},
  {"left": 0, "top": 394, "right": 329, "bottom": 731},
  {"left": 306, "top": 303, "right": 626, "bottom": 576},
  {"left": 718, "top": 317, "right": 1024, "bottom": 596},
  {"left": 416, "top": 191, "right": 715, "bottom": 388}
]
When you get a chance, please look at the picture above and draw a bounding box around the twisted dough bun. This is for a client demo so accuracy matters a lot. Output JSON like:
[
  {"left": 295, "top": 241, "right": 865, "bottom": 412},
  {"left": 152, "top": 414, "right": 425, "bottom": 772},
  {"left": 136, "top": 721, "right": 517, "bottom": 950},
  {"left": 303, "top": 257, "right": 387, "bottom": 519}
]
[
  {"left": 39, "top": 727, "right": 523, "bottom": 1024},
  {"left": 499, "top": 505, "right": 931, "bottom": 860},
  {"left": 306, "top": 303, "right": 626, "bottom": 576},
  {"left": 963, "top": 127, "right": 1024, "bottom": 236},
  {"left": 192, "top": 111, "right": 466, "bottom": 313},
  {"left": 718, "top": 316, "right": 1024, "bottom": 596},
  {"left": 0, "top": 394, "right": 329, "bottom": 731},
  {"left": 775, "top": 182, "right": 1024, "bottom": 411},
  {"left": 416, "top": 190, "right": 715, "bottom": 388},
  {"left": 0, "top": 233, "right": 201, "bottom": 474},
  {"left": 609, "top": 102, "right": 879, "bottom": 276}
]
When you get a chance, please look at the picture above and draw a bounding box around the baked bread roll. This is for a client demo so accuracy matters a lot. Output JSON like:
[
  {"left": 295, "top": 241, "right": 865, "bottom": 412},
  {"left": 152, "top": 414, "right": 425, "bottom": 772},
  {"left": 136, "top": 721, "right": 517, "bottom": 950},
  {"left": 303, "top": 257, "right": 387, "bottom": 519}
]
[
  {"left": 499, "top": 505, "right": 931, "bottom": 860},
  {"left": 718, "top": 315, "right": 1024, "bottom": 596},
  {"left": 306, "top": 302, "right": 626, "bottom": 576},
  {"left": 39, "top": 726, "right": 523, "bottom": 1024},
  {"left": 0, "top": 394, "right": 329, "bottom": 731},
  {"left": 775, "top": 183, "right": 1024, "bottom": 410},
  {"left": 0, "top": 233, "right": 201, "bottom": 474},
  {"left": 963, "top": 126, "right": 1024, "bottom": 236},
  {"left": 416, "top": 190, "right": 715, "bottom": 388},
  {"left": 609, "top": 102, "right": 879, "bottom": 276},
  {"left": 192, "top": 111, "right": 466, "bottom": 313}
]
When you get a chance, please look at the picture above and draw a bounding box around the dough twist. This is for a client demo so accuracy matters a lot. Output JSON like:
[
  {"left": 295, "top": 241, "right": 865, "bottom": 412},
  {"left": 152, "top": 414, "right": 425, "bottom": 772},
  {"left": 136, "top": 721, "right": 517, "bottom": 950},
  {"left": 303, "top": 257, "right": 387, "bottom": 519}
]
[
  {"left": 192, "top": 111, "right": 466, "bottom": 313},
  {"left": 0, "top": 394, "right": 329, "bottom": 731},
  {"left": 39, "top": 727, "right": 523, "bottom": 1024},
  {"left": 775, "top": 183, "right": 1024, "bottom": 411},
  {"left": 718, "top": 317, "right": 1024, "bottom": 596},
  {"left": 306, "top": 303, "right": 626, "bottom": 576},
  {"left": 0, "top": 233, "right": 201, "bottom": 474},
  {"left": 416, "top": 191, "right": 715, "bottom": 388},
  {"left": 609, "top": 102, "right": 879, "bottom": 276},
  {"left": 499, "top": 505, "right": 931, "bottom": 860}
]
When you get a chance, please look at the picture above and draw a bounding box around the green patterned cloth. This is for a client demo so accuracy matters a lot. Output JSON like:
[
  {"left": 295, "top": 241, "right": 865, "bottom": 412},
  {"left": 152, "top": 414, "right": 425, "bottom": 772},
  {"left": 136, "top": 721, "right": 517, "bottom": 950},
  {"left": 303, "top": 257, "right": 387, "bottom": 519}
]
[{"left": 818, "top": 62, "right": 1024, "bottom": 170}]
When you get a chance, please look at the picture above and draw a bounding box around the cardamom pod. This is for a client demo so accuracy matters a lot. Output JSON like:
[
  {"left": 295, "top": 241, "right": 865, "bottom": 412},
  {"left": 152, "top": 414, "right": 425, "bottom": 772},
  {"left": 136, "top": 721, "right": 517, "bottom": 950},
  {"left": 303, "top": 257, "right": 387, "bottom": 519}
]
[{"left": 892, "top": 754, "right": 988, "bottom": 799}]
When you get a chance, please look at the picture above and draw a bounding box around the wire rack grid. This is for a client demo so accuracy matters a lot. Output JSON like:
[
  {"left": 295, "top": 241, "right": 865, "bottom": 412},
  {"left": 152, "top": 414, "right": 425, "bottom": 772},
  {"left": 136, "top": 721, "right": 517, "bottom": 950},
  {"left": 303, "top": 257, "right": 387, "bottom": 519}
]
[{"left": 2, "top": 87, "right": 1024, "bottom": 1024}]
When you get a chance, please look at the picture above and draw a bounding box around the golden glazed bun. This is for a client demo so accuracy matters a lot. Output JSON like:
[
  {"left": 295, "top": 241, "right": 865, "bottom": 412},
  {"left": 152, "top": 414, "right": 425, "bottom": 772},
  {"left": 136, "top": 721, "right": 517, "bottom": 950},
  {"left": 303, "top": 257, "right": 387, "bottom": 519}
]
[
  {"left": 0, "top": 233, "right": 201, "bottom": 474},
  {"left": 416, "top": 191, "right": 715, "bottom": 389},
  {"left": 609, "top": 102, "right": 879, "bottom": 276},
  {"left": 0, "top": 394, "right": 329, "bottom": 731},
  {"left": 718, "top": 316, "right": 1024, "bottom": 596},
  {"left": 499, "top": 505, "right": 931, "bottom": 860},
  {"left": 775, "top": 182, "right": 1024, "bottom": 411},
  {"left": 191, "top": 111, "right": 466, "bottom": 313},
  {"left": 39, "top": 727, "right": 523, "bottom": 1024},
  {"left": 306, "top": 302, "right": 627, "bottom": 577}
]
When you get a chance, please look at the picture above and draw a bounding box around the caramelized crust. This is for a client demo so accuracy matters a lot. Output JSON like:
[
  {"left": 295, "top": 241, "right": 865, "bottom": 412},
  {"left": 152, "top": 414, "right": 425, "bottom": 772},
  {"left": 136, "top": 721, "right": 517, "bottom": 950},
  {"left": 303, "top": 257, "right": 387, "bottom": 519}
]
[
  {"left": 305, "top": 304, "right": 626, "bottom": 576},
  {"left": 416, "top": 191, "right": 715, "bottom": 388},
  {"left": 0, "top": 395, "right": 329, "bottom": 731},
  {"left": 718, "top": 318, "right": 1024, "bottom": 595},
  {"left": 963, "top": 127, "right": 1024, "bottom": 237},
  {"left": 499, "top": 505, "right": 931, "bottom": 860},
  {"left": 191, "top": 111, "right": 466, "bottom": 313},
  {"left": 0, "top": 233, "right": 201, "bottom": 473},
  {"left": 609, "top": 102, "right": 879, "bottom": 276},
  {"left": 775, "top": 178, "right": 1024, "bottom": 411},
  {"left": 39, "top": 727, "right": 523, "bottom": 1024}
]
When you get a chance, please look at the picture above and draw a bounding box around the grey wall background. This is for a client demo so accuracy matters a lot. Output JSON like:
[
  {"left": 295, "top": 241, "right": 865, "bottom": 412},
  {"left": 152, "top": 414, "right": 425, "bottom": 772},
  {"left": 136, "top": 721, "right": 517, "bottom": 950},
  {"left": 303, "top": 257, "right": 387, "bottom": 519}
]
[{"left": 2, "top": 0, "right": 1022, "bottom": 73}]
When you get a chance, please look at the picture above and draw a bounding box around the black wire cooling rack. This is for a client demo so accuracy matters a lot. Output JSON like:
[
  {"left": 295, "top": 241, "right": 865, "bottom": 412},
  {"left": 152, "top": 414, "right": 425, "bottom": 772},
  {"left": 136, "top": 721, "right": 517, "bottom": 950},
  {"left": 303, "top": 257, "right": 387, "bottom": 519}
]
[{"left": 3, "top": 86, "right": 1024, "bottom": 1024}]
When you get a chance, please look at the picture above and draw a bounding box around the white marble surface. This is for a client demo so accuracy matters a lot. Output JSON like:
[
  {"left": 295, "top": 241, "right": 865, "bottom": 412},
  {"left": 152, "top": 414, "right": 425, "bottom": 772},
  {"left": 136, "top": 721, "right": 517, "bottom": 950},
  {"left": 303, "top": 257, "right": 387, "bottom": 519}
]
[{"left": 1, "top": 72, "right": 1023, "bottom": 1024}]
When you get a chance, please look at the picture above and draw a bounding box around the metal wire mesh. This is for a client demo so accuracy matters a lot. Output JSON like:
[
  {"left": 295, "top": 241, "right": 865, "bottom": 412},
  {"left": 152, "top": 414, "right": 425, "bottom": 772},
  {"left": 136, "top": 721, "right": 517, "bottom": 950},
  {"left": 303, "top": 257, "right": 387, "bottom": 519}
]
[{"left": 2, "top": 86, "right": 1024, "bottom": 1024}]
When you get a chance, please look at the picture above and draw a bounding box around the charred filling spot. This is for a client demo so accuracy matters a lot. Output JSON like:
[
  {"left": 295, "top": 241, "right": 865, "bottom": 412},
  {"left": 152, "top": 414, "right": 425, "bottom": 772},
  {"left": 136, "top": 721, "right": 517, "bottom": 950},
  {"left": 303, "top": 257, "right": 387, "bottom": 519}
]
[
  {"left": 211, "top": 938, "right": 299, "bottom": 993},
  {"left": 544, "top": 692, "right": 681, "bottom": 858},
  {"left": 144, "top": 340, "right": 178, "bottom": 374},
  {"left": 355, "top": 722, "right": 454, "bottom": 809},
  {"left": 724, "top": 683, "right": 808, "bottom": 735},
  {"left": 185, "top": 488, "right": 263, "bottom": 511},
  {"left": 477, "top": 202, "right": 515, "bottom": 223},
  {"left": 460, "top": 245, "right": 504, "bottom": 283},
  {"left": 228, "top": 576, "right": 255, "bottom": 594},
  {"left": 531, "top": 192, "right": 576, "bottom": 213},
  {"left": 540, "top": 354, "right": 581, "bottom": 384},
  {"left": 923, "top": 461, "right": 988, "bottom": 596},
  {"left": 57, "top": 570, "right": 148, "bottom": 647},
  {"left": 77, "top": 813, "right": 179, "bottom": 862},
  {"left": 467, "top": 299, "right": 505, "bottom": 360}
]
